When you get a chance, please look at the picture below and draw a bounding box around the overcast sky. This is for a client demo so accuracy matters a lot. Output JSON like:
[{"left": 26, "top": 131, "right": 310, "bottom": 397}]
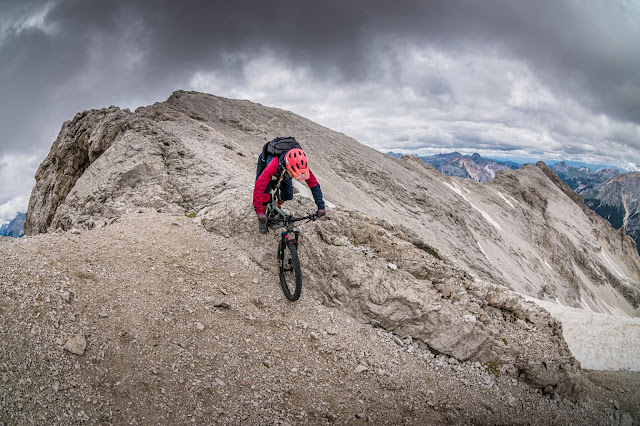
[{"left": 1, "top": 0, "right": 639, "bottom": 222}]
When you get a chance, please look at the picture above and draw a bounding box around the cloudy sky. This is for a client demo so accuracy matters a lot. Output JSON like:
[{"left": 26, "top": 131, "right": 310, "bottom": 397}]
[{"left": 1, "top": 0, "right": 639, "bottom": 222}]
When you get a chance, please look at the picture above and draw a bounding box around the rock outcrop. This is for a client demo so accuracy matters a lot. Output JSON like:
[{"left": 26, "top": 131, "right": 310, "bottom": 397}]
[
  {"left": 25, "top": 107, "right": 133, "bottom": 233},
  {"left": 203, "top": 196, "right": 585, "bottom": 397}
]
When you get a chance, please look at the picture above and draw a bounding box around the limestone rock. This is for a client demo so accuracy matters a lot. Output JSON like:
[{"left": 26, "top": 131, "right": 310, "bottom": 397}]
[{"left": 63, "top": 334, "right": 87, "bottom": 356}]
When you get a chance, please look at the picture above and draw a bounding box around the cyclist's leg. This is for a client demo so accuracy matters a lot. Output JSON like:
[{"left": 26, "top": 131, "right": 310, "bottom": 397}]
[
  {"left": 258, "top": 201, "right": 269, "bottom": 234},
  {"left": 278, "top": 177, "right": 294, "bottom": 207},
  {"left": 256, "top": 191, "right": 271, "bottom": 235},
  {"left": 266, "top": 189, "right": 277, "bottom": 218}
]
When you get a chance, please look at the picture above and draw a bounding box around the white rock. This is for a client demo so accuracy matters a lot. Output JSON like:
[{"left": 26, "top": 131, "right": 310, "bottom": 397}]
[
  {"left": 387, "top": 263, "right": 398, "bottom": 271},
  {"left": 63, "top": 334, "right": 87, "bottom": 355},
  {"left": 463, "top": 314, "right": 477, "bottom": 323},
  {"left": 204, "top": 297, "right": 230, "bottom": 308},
  {"left": 354, "top": 365, "right": 368, "bottom": 373}
]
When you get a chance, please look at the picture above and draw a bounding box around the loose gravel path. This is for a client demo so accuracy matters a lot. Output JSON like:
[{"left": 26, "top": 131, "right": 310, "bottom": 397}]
[{"left": 1, "top": 212, "right": 637, "bottom": 425}]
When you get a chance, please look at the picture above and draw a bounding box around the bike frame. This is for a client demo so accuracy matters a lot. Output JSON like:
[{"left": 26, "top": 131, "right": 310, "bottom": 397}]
[
  {"left": 264, "top": 197, "right": 317, "bottom": 246},
  {"left": 264, "top": 186, "right": 317, "bottom": 302}
]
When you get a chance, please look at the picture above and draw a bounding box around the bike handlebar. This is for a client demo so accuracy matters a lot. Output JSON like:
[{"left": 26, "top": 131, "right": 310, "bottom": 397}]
[{"left": 268, "top": 213, "right": 318, "bottom": 225}]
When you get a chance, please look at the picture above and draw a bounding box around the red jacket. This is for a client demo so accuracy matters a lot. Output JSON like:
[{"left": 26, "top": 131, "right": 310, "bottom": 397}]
[{"left": 253, "top": 157, "right": 321, "bottom": 214}]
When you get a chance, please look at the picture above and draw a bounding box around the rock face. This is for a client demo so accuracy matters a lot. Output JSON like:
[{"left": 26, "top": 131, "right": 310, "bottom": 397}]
[
  {"left": 24, "top": 90, "right": 640, "bottom": 398},
  {"left": 583, "top": 173, "right": 640, "bottom": 256},
  {"left": 25, "top": 107, "right": 133, "bottom": 234}
]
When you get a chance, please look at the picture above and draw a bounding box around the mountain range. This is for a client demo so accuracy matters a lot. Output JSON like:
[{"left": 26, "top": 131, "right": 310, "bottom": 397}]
[
  {"left": 390, "top": 152, "right": 640, "bottom": 255},
  {"left": 549, "top": 163, "right": 640, "bottom": 251},
  {"left": 0, "top": 212, "right": 25, "bottom": 238},
  {"left": 387, "top": 151, "right": 518, "bottom": 183},
  {"left": 1, "top": 91, "right": 639, "bottom": 423}
]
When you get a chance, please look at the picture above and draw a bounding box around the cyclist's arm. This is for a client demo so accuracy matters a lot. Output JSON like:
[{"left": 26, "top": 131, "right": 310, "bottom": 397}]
[
  {"left": 253, "top": 158, "right": 279, "bottom": 214},
  {"left": 305, "top": 170, "right": 325, "bottom": 210}
]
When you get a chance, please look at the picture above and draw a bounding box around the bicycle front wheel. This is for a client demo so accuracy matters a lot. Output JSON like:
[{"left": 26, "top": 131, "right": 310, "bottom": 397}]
[{"left": 278, "top": 239, "right": 302, "bottom": 301}]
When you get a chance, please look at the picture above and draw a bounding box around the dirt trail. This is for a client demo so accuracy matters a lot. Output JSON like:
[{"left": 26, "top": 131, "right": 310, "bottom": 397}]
[{"left": 1, "top": 212, "right": 637, "bottom": 425}]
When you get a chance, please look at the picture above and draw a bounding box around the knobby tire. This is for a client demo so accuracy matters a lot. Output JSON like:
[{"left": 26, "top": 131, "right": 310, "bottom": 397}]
[{"left": 278, "top": 240, "right": 302, "bottom": 301}]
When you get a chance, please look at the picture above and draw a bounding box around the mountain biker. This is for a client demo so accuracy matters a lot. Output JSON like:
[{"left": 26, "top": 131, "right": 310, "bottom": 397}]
[{"left": 253, "top": 147, "right": 326, "bottom": 234}]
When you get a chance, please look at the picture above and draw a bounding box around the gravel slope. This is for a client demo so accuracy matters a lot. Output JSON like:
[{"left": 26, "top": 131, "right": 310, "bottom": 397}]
[{"left": 1, "top": 212, "right": 637, "bottom": 425}]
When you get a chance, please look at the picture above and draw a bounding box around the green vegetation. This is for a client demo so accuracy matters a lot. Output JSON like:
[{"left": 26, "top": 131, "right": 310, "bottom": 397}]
[
  {"left": 185, "top": 212, "right": 197, "bottom": 218},
  {"left": 484, "top": 362, "right": 500, "bottom": 377}
]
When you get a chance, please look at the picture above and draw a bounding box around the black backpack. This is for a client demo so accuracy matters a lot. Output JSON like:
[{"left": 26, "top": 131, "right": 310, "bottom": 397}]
[{"left": 255, "top": 136, "right": 302, "bottom": 180}]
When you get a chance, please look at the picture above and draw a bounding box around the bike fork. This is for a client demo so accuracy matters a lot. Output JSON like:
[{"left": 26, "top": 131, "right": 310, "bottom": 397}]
[{"left": 282, "top": 230, "right": 300, "bottom": 248}]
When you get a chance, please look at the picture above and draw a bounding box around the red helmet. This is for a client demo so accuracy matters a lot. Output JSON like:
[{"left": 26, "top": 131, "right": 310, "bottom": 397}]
[{"left": 284, "top": 148, "right": 309, "bottom": 180}]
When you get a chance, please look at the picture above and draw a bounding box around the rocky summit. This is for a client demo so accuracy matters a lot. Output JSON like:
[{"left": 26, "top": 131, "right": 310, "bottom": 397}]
[{"left": 2, "top": 90, "right": 639, "bottom": 424}]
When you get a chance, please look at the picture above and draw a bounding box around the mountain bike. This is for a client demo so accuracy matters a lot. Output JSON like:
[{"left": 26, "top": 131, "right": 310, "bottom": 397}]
[{"left": 265, "top": 198, "right": 317, "bottom": 301}]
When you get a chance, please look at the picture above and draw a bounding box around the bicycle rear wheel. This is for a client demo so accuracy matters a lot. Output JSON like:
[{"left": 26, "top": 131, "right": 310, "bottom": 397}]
[{"left": 278, "top": 239, "right": 302, "bottom": 301}]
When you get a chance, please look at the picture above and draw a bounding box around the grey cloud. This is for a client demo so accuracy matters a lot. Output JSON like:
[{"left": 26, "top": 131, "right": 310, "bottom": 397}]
[{"left": 0, "top": 0, "right": 639, "bottom": 172}]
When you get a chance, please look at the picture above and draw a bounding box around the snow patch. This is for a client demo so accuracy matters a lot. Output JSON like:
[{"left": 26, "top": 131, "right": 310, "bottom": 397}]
[
  {"left": 601, "top": 249, "right": 626, "bottom": 279},
  {"left": 497, "top": 192, "right": 516, "bottom": 209},
  {"left": 442, "top": 181, "right": 501, "bottom": 230},
  {"left": 580, "top": 295, "right": 601, "bottom": 313},
  {"left": 598, "top": 298, "right": 631, "bottom": 318},
  {"left": 477, "top": 241, "right": 493, "bottom": 264},
  {"left": 523, "top": 295, "right": 640, "bottom": 371},
  {"left": 544, "top": 260, "right": 553, "bottom": 272}
]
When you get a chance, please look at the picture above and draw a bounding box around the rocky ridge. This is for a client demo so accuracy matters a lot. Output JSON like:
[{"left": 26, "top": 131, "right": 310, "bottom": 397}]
[{"left": 25, "top": 92, "right": 640, "bottom": 317}]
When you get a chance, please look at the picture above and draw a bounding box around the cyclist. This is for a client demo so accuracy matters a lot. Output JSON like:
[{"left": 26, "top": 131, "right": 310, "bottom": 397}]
[{"left": 253, "top": 148, "right": 326, "bottom": 234}]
